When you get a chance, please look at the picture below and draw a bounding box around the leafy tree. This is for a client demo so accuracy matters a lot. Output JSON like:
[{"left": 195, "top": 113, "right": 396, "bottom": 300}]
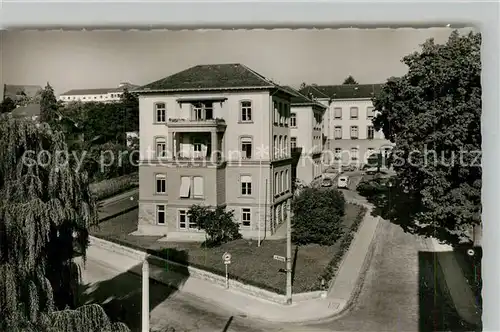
[
  {"left": 0, "top": 96, "right": 17, "bottom": 113},
  {"left": 188, "top": 205, "right": 241, "bottom": 246},
  {"left": 120, "top": 88, "right": 139, "bottom": 133},
  {"left": 372, "top": 31, "right": 481, "bottom": 245},
  {"left": 40, "top": 83, "right": 59, "bottom": 126},
  {"left": 342, "top": 75, "right": 358, "bottom": 85},
  {"left": 299, "top": 82, "right": 307, "bottom": 90},
  {"left": 0, "top": 116, "right": 126, "bottom": 331},
  {"left": 291, "top": 188, "right": 346, "bottom": 246}
]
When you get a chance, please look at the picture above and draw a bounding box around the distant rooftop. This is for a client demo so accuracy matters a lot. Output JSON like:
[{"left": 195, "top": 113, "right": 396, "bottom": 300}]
[
  {"left": 299, "top": 84, "right": 384, "bottom": 100},
  {"left": 3, "top": 84, "right": 42, "bottom": 100},
  {"left": 60, "top": 82, "right": 138, "bottom": 96},
  {"left": 10, "top": 103, "right": 41, "bottom": 118},
  {"left": 281, "top": 86, "right": 326, "bottom": 109},
  {"left": 135, "top": 63, "right": 288, "bottom": 93}
]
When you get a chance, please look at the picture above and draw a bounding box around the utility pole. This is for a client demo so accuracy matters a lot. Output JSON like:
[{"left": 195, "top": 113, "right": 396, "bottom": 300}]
[
  {"left": 285, "top": 199, "right": 292, "bottom": 304},
  {"left": 142, "top": 260, "right": 150, "bottom": 332}
]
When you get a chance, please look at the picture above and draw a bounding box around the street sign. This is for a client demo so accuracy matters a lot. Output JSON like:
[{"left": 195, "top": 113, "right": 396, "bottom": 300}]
[
  {"left": 222, "top": 252, "right": 232, "bottom": 264},
  {"left": 273, "top": 255, "right": 286, "bottom": 262}
]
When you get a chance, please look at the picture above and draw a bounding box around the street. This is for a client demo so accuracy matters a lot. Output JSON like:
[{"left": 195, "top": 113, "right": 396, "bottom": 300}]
[{"left": 81, "top": 184, "right": 470, "bottom": 332}]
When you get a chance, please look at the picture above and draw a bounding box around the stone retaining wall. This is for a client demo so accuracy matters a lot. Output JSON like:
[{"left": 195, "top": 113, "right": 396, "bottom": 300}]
[{"left": 89, "top": 236, "right": 325, "bottom": 304}]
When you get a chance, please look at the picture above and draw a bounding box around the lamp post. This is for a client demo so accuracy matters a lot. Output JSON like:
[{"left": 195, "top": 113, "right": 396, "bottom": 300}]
[{"left": 142, "top": 260, "right": 150, "bottom": 332}]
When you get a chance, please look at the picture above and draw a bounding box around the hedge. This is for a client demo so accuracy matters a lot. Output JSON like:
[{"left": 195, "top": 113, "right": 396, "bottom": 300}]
[
  {"left": 90, "top": 172, "right": 139, "bottom": 201},
  {"left": 313, "top": 204, "right": 368, "bottom": 291}
]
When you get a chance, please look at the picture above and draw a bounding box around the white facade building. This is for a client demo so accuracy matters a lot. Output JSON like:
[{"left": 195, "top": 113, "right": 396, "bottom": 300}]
[
  {"left": 58, "top": 82, "right": 137, "bottom": 103},
  {"left": 300, "top": 84, "right": 394, "bottom": 167}
]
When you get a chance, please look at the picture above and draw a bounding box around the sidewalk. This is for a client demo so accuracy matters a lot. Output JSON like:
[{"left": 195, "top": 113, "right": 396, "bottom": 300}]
[
  {"left": 86, "top": 203, "right": 381, "bottom": 323},
  {"left": 425, "top": 238, "right": 481, "bottom": 326}
]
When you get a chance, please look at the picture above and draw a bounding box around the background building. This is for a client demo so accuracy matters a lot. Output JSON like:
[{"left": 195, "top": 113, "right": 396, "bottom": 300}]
[
  {"left": 282, "top": 86, "right": 326, "bottom": 186},
  {"left": 299, "top": 84, "right": 394, "bottom": 167},
  {"left": 58, "top": 82, "right": 137, "bottom": 103},
  {"left": 134, "top": 64, "right": 294, "bottom": 240}
]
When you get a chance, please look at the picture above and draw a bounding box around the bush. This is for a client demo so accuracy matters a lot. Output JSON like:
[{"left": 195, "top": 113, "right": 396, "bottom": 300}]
[
  {"left": 291, "top": 187, "right": 346, "bottom": 246},
  {"left": 90, "top": 173, "right": 138, "bottom": 201},
  {"left": 356, "top": 178, "right": 387, "bottom": 198},
  {"left": 188, "top": 205, "right": 242, "bottom": 247}
]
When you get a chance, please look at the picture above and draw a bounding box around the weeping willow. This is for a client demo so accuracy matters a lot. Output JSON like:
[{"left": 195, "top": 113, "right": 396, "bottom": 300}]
[{"left": 0, "top": 116, "right": 129, "bottom": 332}]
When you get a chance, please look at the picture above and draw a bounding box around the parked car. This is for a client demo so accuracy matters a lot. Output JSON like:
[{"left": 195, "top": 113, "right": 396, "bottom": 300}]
[
  {"left": 342, "top": 164, "right": 357, "bottom": 172},
  {"left": 321, "top": 178, "right": 333, "bottom": 187},
  {"left": 364, "top": 167, "right": 379, "bottom": 175},
  {"left": 337, "top": 175, "right": 350, "bottom": 189}
]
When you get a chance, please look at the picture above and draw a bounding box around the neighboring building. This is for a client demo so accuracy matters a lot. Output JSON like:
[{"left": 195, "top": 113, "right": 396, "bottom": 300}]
[
  {"left": 134, "top": 64, "right": 295, "bottom": 240},
  {"left": 3, "top": 84, "right": 43, "bottom": 103},
  {"left": 299, "top": 84, "right": 394, "bottom": 167},
  {"left": 282, "top": 86, "right": 327, "bottom": 185},
  {"left": 58, "top": 82, "right": 138, "bottom": 103}
]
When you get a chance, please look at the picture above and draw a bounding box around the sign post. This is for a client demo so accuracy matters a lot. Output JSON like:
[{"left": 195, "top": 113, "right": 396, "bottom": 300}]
[{"left": 222, "top": 252, "right": 232, "bottom": 289}]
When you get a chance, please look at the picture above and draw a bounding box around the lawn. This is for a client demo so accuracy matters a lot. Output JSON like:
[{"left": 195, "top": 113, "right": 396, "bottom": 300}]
[{"left": 90, "top": 203, "right": 365, "bottom": 294}]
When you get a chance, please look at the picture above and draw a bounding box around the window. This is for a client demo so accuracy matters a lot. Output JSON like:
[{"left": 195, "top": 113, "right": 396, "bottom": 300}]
[
  {"left": 283, "top": 136, "right": 288, "bottom": 157},
  {"left": 334, "top": 107, "right": 342, "bottom": 119},
  {"left": 193, "top": 139, "right": 202, "bottom": 152},
  {"left": 278, "top": 136, "right": 283, "bottom": 158},
  {"left": 274, "top": 135, "right": 278, "bottom": 159},
  {"left": 156, "top": 205, "right": 166, "bottom": 225},
  {"left": 290, "top": 113, "right": 297, "bottom": 127},
  {"left": 367, "top": 126, "right": 375, "bottom": 139},
  {"left": 179, "top": 210, "right": 187, "bottom": 229},
  {"left": 350, "top": 147, "right": 358, "bottom": 161},
  {"left": 204, "top": 102, "right": 213, "bottom": 120},
  {"left": 241, "top": 101, "right": 252, "bottom": 122},
  {"left": 367, "top": 107, "right": 375, "bottom": 119},
  {"left": 274, "top": 172, "right": 279, "bottom": 196},
  {"left": 241, "top": 208, "right": 251, "bottom": 227},
  {"left": 285, "top": 170, "right": 289, "bottom": 191},
  {"left": 180, "top": 176, "right": 191, "bottom": 198},
  {"left": 284, "top": 104, "right": 289, "bottom": 126},
  {"left": 179, "top": 210, "right": 197, "bottom": 229},
  {"left": 291, "top": 137, "right": 297, "bottom": 149},
  {"left": 155, "top": 174, "right": 166, "bottom": 194},
  {"left": 155, "top": 103, "right": 166, "bottom": 123},
  {"left": 334, "top": 126, "right": 342, "bottom": 139},
  {"left": 274, "top": 102, "right": 279, "bottom": 124},
  {"left": 155, "top": 137, "right": 167, "bottom": 158},
  {"left": 240, "top": 137, "right": 253, "bottom": 159},
  {"left": 280, "top": 171, "right": 284, "bottom": 193},
  {"left": 241, "top": 175, "right": 252, "bottom": 196},
  {"left": 193, "top": 103, "right": 203, "bottom": 120},
  {"left": 350, "top": 107, "right": 358, "bottom": 119},
  {"left": 193, "top": 176, "right": 204, "bottom": 198},
  {"left": 350, "top": 126, "right": 359, "bottom": 139},
  {"left": 335, "top": 148, "right": 341, "bottom": 160},
  {"left": 279, "top": 103, "right": 284, "bottom": 126}
]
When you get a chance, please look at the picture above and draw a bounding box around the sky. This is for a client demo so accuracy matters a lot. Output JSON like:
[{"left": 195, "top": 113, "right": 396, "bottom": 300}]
[{"left": 0, "top": 28, "right": 472, "bottom": 97}]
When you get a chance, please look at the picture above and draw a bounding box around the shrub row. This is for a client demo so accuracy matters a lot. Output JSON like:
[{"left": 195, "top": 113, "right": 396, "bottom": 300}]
[
  {"left": 312, "top": 204, "right": 368, "bottom": 291},
  {"left": 93, "top": 234, "right": 286, "bottom": 295},
  {"left": 90, "top": 172, "right": 139, "bottom": 201}
]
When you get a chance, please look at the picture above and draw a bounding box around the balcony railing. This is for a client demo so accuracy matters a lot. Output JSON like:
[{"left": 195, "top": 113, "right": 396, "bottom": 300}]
[{"left": 168, "top": 118, "right": 226, "bottom": 124}]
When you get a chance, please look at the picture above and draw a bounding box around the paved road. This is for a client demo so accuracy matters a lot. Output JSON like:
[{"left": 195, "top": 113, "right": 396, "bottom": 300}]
[{"left": 83, "top": 184, "right": 471, "bottom": 332}]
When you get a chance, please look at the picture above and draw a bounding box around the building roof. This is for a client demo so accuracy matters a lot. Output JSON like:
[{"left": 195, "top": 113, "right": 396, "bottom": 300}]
[
  {"left": 281, "top": 86, "right": 327, "bottom": 110},
  {"left": 135, "top": 63, "right": 281, "bottom": 93},
  {"left": 299, "top": 84, "right": 384, "bottom": 100},
  {"left": 10, "top": 104, "right": 41, "bottom": 118},
  {"left": 60, "top": 82, "right": 138, "bottom": 96},
  {"left": 4, "top": 84, "right": 42, "bottom": 100}
]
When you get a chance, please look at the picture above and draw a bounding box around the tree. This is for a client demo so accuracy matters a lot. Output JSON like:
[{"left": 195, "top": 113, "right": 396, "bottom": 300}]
[
  {"left": 291, "top": 187, "right": 346, "bottom": 246},
  {"left": 188, "top": 205, "right": 241, "bottom": 246},
  {"left": 40, "top": 83, "right": 59, "bottom": 126},
  {"left": 0, "top": 97, "right": 17, "bottom": 113},
  {"left": 342, "top": 75, "right": 358, "bottom": 85},
  {"left": 0, "top": 116, "right": 126, "bottom": 331},
  {"left": 372, "top": 31, "right": 481, "bottom": 245},
  {"left": 299, "top": 82, "right": 307, "bottom": 90},
  {"left": 120, "top": 88, "right": 139, "bottom": 133}
]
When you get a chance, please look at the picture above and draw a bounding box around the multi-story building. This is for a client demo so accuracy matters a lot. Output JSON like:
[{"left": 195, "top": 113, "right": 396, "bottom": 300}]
[
  {"left": 58, "top": 82, "right": 137, "bottom": 103},
  {"left": 134, "top": 64, "right": 295, "bottom": 240},
  {"left": 282, "top": 86, "right": 327, "bottom": 185},
  {"left": 299, "top": 84, "right": 394, "bottom": 167}
]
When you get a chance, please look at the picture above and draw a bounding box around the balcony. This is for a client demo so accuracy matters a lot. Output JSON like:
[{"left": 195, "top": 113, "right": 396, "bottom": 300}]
[{"left": 167, "top": 118, "right": 226, "bottom": 133}]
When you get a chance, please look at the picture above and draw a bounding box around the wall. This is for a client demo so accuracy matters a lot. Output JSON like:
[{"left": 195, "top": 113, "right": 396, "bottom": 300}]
[{"left": 89, "top": 235, "right": 325, "bottom": 304}]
